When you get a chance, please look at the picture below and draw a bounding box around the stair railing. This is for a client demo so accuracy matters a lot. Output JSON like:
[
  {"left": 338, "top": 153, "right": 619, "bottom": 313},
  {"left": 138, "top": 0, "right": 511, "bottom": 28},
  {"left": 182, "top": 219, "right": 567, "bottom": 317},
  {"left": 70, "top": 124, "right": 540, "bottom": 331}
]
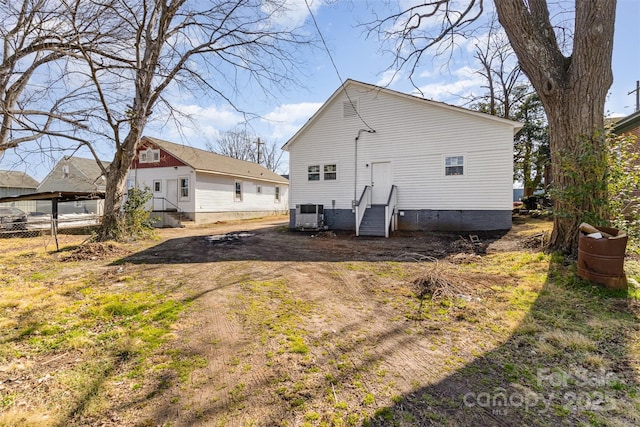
[
  {"left": 152, "top": 197, "right": 184, "bottom": 226},
  {"left": 354, "top": 185, "right": 371, "bottom": 237},
  {"left": 384, "top": 185, "right": 398, "bottom": 238}
]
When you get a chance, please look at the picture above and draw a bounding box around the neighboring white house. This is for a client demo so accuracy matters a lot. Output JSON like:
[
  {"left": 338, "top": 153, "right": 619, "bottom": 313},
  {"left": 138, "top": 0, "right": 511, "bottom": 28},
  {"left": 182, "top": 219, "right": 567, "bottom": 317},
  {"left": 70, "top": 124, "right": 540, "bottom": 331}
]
[
  {"left": 0, "top": 170, "right": 39, "bottom": 213},
  {"left": 283, "top": 79, "right": 523, "bottom": 236},
  {"left": 127, "top": 136, "right": 289, "bottom": 224}
]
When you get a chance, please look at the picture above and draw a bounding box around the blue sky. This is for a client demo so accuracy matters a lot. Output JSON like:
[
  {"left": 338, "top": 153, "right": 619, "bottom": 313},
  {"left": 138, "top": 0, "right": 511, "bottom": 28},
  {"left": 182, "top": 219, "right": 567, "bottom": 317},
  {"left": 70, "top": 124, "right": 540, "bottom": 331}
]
[
  {"left": 150, "top": 0, "right": 640, "bottom": 174},
  {"left": 2, "top": 0, "right": 639, "bottom": 179}
]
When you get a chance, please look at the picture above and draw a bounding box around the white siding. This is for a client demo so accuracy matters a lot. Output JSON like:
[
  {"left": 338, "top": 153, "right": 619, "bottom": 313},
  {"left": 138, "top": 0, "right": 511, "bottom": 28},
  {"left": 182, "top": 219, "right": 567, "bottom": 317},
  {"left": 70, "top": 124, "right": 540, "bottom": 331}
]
[
  {"left": 288, "top": 85, "right": 515, "bottom": 211},
  {"left": 129, "top": 166, "right": 195, "bottom": 213},
  {"left": 194, "top": 173, "right": 288, "bottom": 213},
  {"left": 128, "top": 167, "right": 288, "bottom": 213}
]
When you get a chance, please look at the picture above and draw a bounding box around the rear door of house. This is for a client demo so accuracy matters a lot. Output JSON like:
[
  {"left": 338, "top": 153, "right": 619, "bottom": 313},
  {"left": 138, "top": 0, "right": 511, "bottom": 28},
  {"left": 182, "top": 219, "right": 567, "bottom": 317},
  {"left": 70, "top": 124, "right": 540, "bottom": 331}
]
[
  {"left": 371, "top": 162, "right": 392, "bottom": 204},
  {"left": 167, "top": 179, "right": 178, "bottom": 209}
]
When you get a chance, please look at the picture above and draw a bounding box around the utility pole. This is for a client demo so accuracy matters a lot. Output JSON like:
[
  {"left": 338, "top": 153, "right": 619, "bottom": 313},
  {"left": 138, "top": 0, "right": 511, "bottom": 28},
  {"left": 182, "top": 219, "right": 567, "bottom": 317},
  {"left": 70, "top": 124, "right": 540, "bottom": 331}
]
[
  {"left": 628, "top": 80, "right": 640, "bottom": 112},
  {"left": 255, "top": 137, "right": 264, "bottom": 165}
]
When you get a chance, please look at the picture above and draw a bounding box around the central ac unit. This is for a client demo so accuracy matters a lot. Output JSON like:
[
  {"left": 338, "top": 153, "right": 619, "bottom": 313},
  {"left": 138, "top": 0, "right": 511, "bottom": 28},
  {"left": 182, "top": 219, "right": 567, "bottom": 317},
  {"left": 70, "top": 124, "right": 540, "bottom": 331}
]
[{"left": 295, "top": 204, "right": 324, "bottom": 229}]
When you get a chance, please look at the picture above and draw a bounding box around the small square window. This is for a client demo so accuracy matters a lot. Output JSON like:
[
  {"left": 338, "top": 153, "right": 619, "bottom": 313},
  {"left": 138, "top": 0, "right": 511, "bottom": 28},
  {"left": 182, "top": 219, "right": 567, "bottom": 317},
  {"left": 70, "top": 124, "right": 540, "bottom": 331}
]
[
  {"left": 153, "top": 180, "right": 161, "bottom": 193},
  {"left": 324, "top": 164, "right": 337, "bottom": 180},
  {"left": 308, "top": 165, "right": 320, "bottom": 181},
  {"left": 445, "top": 156, "right": 464, "bottom": 176},
  {"left": 275, "top": 186, "right": 281, "bottom": 202}
]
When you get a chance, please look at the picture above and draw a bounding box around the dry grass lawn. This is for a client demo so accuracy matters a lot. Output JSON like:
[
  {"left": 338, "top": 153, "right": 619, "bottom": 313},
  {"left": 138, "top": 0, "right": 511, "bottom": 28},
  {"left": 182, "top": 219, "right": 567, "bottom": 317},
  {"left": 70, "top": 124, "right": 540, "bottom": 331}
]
[{"left": 0, "top": 215, "right": 639, "bottom": 426}]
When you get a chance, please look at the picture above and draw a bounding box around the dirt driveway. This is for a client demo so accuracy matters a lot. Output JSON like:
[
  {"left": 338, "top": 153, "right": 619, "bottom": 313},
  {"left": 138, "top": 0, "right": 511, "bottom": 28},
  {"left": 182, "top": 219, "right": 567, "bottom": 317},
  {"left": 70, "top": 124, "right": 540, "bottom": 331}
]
[{"left": 71, "top": 215, "right": 561, "bottom": 427}]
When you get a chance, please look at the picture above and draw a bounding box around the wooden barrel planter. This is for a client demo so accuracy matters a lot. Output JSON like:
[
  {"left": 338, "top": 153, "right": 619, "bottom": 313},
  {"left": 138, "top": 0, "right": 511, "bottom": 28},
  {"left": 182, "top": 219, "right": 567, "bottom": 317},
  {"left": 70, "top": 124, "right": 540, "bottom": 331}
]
[{"left": 577, "top": 226, "right": 628, "bottom": 289}]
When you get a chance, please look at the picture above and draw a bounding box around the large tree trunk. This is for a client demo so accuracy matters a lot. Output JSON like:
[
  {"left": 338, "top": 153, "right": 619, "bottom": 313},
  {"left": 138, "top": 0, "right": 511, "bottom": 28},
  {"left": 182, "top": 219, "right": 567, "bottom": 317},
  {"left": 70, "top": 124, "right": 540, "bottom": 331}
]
[
  {"left": 544, "top": 93, "right": 610, "bottom": 253},
  {"left": 496, "top": 0, "right": 616, "bottom": 255},
  {"left": 97, "top": 130, "right": 144, "bottom": 241}
]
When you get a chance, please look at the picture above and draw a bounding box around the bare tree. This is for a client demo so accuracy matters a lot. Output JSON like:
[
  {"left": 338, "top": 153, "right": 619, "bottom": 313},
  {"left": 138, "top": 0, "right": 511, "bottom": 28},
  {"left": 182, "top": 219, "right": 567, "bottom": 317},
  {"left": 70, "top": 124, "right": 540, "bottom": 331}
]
[
  {"left": 466, "top": 16, "right": 549, "bottom": 196},
  {"left": 0, "top": 0, "right": 94, "bottom": 152},
  {"left": 207, "top": 128, "right": 284, "bottom": 173},
  {"left": 471, "top": 14, "right": 528, "bottom": 120},
  {"left": 208, "top": 129, "right": 257, "bottom": 162},
  {"left": 369, "top": 0, "right": 616, "bottom": 254},
  {"left": 55, "top": 0, "right": 310, "bottom": 240},
  {"left": 259, "top": 139, "right": 284, "bottom": 173}
]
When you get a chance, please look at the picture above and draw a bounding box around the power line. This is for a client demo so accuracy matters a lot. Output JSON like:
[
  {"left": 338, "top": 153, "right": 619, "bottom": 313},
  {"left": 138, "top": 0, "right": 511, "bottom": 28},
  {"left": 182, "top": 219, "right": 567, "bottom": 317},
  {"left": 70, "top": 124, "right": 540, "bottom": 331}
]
[{"left": 304, "top": 0, "right": 375, "bottom": 132}]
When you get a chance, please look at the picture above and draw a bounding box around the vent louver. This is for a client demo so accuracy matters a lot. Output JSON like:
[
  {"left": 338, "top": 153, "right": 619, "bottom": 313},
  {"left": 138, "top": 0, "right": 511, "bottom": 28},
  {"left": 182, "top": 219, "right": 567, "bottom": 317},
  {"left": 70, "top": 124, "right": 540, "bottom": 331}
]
[{"left": 343, "top": 100, "right": 358, "bottom": 118}]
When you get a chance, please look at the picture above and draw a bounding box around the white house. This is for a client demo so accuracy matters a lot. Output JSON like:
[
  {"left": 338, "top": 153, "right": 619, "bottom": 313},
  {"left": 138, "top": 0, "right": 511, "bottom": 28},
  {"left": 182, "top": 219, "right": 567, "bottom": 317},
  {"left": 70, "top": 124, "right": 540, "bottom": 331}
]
[
  {"left": 283, "top": 79, "right": 523, "bottom": 236},
  {"left": 127, "top": 136, "right": 288, "bottom": 225},
  {"left": 0, "top": 170, "right": 39, "bottom": 213}
]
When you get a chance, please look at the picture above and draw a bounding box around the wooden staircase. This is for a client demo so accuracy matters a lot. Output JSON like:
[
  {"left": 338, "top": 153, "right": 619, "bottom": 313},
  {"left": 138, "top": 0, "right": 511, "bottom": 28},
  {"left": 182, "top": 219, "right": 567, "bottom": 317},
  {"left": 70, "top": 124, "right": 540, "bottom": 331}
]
[{"left": 358, "top": 205, "right": 386, "bottom": 236}]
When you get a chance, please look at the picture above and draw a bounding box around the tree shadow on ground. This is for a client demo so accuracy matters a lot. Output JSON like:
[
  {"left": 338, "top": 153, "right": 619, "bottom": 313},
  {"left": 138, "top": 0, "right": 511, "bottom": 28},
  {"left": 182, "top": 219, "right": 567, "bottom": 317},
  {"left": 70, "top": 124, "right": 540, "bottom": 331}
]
[{"left": 364, "top": 257, "right": 640, "bottom": 426}]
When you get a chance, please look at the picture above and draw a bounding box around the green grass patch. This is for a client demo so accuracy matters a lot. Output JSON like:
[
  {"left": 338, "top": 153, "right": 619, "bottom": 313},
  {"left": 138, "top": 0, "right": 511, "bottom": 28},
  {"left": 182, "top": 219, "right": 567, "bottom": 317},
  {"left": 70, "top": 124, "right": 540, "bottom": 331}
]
[
  {"left": 233, "top": 279, "right": 314, "bottom": 356},
  {"left": 0, "top": 242, "right": 191, "bottom": 425}
]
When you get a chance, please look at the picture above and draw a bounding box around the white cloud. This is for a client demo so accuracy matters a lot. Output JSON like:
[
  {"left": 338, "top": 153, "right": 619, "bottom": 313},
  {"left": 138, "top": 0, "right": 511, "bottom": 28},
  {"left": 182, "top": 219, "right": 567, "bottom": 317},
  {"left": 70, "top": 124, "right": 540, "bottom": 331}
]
[
  {"left": 376, "top": 69, "right": 404, "bottom": 87},
  {"left": 146, "top": 103, "right": 246, "bottom": 148},
  {"left": 452, "top": 65, "right": 477, "bottom": 79},
  {"left": 413, "top": 65, "right": 484, "bottom": 104},
  {"left": 419, "top": 69, "right": 435, "bottom": 78},
  {"left": 264, "top": 0, "right": 324, "bottom": 29},
  {"left": 262, "top": 102, "right": 323, "bottom": 140}
]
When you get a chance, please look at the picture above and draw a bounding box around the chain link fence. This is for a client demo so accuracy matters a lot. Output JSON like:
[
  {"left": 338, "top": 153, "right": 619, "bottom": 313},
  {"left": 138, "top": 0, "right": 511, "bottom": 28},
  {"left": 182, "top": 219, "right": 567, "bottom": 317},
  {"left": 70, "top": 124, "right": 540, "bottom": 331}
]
[{"left": 1, "top": 202, "right": 101, "bottom": 248}]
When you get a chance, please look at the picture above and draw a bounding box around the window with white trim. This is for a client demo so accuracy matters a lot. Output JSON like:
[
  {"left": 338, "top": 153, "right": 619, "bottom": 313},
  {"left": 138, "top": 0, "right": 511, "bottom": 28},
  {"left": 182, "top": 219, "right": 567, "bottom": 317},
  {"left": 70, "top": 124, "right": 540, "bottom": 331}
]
[
  {"left": 445, "top": 156, "right": 464, "bottom": 176},
  {"left": 153, "top": 180, "right": 161, "bottom": 193},
  {"left": 308, "top": 165, "right": 320, "bottom": 181},
  {"left": 179, "top": 177, "right": 189, "bottom": 200},
  {"left": 275, "top": 186, "right": 281, "bottom": 202},
  {"left": 235, "top": 181, "right": 243, "bottom": 201},
  {"left": 324, "top": 164, "right": 337, "bottom": 180}
]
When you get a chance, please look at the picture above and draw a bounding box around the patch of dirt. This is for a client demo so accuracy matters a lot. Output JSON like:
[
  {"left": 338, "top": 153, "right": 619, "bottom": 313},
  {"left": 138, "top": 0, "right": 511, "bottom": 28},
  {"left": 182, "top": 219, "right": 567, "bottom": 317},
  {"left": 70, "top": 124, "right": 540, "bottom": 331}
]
[
  {"left": 62, "top": 242, "right": 130, "bottom": 261},
  {"left": 203, "top": 231, "right": 255, "bottom": 244}
]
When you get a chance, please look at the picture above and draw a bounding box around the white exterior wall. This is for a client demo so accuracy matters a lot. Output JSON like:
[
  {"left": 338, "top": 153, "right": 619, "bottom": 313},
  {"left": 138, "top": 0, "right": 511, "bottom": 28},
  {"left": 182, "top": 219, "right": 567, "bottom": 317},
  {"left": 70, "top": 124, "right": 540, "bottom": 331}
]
[
  {"left": 288, "top": 85, "right": 515, "bottom": 211},
  {"left": 194, "top": 172, "right": 288, "bottom": 213},
  {"left": 128, "top": 166, "right": 196, "bottom": 213},
  {"left": 128, "top": 167, "right": 288, "bottom": 215}
]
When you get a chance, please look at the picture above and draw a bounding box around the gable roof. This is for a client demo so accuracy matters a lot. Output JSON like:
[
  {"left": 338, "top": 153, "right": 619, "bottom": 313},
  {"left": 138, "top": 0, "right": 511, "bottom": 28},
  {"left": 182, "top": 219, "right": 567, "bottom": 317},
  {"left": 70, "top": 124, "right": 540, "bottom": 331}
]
[
  {"left": 613, "top": 109, "right": 640, "bottom": 134},
  {"left": 142, "top": 136, "right": 288, "bottom": 184},
  {"left": 282, "top": 79, "right": 524, "bottom": 150},
  {"left": 0, "top": 171, "right": 39, "bottom": 189},
  {"left": 37, "top": 156, "right": 110, "bottom": 193}
]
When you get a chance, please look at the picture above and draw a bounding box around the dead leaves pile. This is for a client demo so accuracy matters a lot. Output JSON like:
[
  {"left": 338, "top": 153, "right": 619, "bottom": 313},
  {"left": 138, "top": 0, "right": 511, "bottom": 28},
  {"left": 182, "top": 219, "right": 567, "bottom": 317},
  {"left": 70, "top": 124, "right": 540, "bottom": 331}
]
[{"left": 62, "top": 242, "right": 130, "bottom": 262}]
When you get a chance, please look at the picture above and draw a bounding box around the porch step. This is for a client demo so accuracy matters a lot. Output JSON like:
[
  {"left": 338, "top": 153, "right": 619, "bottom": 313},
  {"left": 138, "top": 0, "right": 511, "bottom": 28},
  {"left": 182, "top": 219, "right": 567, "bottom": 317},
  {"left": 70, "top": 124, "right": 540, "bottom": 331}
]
[
  {"left": 151, "top": 210, "right": 185, "bottom": 228},
  {"left": 359, "top": 205, "right": 386, "bottom": 237}
]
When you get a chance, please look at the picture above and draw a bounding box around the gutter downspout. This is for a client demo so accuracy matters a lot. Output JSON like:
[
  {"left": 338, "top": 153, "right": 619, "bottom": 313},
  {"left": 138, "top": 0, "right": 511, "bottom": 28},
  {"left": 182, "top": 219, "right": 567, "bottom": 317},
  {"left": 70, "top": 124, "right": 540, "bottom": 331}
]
[{"left": 354, "top": 129, "right": 376, "bottom": 208}]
